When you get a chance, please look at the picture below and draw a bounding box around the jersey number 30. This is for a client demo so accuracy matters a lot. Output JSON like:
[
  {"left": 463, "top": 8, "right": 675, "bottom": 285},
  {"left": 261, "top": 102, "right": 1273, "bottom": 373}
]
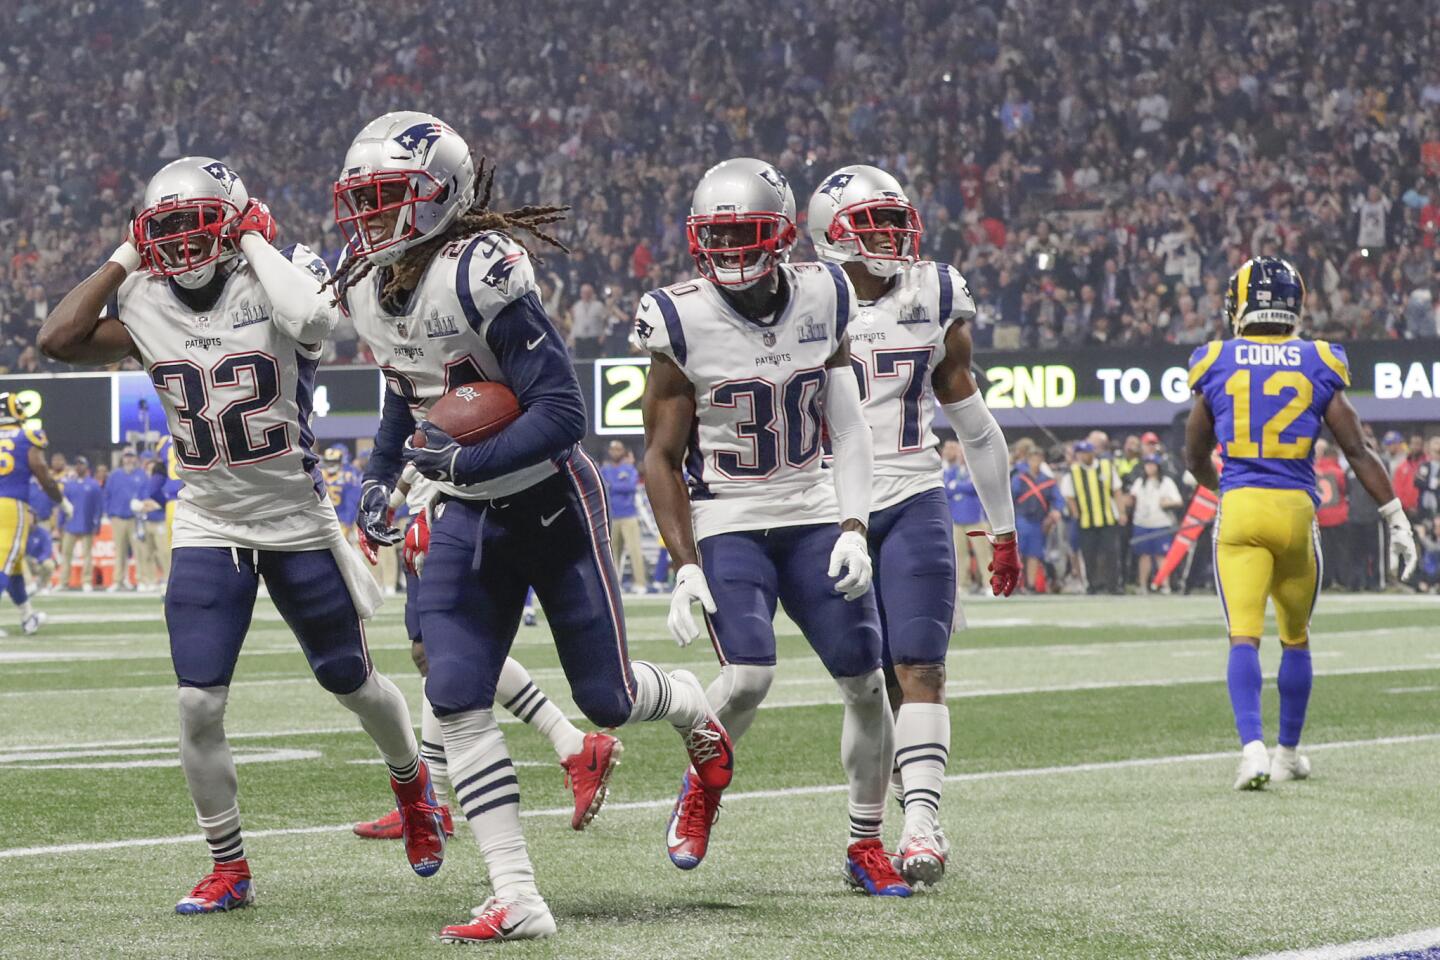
[
  {"left": 710, "top": 369, "right": 827, "bottom": 479},
  {"left": 150, "top": 352, "right": 289, "bottom": 470}
]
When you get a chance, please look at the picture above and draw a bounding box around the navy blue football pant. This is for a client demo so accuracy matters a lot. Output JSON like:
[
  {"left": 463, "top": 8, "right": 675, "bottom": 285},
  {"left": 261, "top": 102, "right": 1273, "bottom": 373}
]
[
  {"left": 869, "top": 488, "right": 956, "bottom": 669},
  {"left": 166, "top": 546, "right": 371, "bottom": 694},
  {"left": 418, "top": 451, "right": 635, "bottom": 727},
  {"left": 698, "top": 522, "right": 882, "bottom": 678}
]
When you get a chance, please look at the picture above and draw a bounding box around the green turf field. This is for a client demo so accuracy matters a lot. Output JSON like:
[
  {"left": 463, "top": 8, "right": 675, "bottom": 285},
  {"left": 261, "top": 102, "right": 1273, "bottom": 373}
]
[{"left": 1, "top": 591, "right": 1437, "bottom": 960}]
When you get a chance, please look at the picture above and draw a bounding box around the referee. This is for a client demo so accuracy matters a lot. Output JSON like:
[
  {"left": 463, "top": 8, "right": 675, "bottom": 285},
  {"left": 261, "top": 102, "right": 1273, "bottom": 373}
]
[{"left": 1061, "top": 440, "right": 1127, "bottom": 594}]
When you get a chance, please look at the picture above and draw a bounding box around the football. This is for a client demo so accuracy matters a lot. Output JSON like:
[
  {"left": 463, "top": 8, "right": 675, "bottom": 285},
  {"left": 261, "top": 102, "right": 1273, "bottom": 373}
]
[{"left": 416, "top": 381, "right": 521, "bottom": 446}]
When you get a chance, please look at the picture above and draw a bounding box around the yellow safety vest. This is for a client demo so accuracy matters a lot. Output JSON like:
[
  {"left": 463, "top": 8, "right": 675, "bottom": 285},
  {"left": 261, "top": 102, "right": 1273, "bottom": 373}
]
[{"left": 1070, "top": 460, "right": 1117, "bottom": 529}]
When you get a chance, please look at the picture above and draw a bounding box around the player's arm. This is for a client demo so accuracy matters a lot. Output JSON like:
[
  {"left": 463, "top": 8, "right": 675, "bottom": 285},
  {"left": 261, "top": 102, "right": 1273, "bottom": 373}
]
[
  {"left": 642, "top": 352, "right": 715, "bottom": 645},
  {"left": 1325, "top": 389, "right": 1416, "bottom": 578},
  {"left": 38, "top": 239, "right": 140, "bottom": 365},
  {"left": 933, "top": 319, "right": 1018, "bottom": 543},
  {"left": 1184, "top": 398, "right": 1220, "bottom": 492},
  {"left": 821, "top": 341, "right": 876, "bottom": 601},
  {"left": 241, "top": 229, "right": 339, "bottom": 347},
  {"left": 409, "top": 293, "right": 586, "bottom": 485}
]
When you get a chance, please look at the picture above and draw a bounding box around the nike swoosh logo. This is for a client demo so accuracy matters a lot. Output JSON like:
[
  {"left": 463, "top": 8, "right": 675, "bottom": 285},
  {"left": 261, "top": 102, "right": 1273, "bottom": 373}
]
[
  {"left": 540, "top": 509, "right": 564, "bottom": 527},
  {"left": 526, "top": 333, "right": 547, "bottom": 350},
  {"left": 497, "top": 921, "right": 520, "bottom": 937},
  {"left": 666, "top": 813, "right": 685, "bottom": 848},
  {"left": 586, "top": 753, "right": 599, "bottom": 773}
]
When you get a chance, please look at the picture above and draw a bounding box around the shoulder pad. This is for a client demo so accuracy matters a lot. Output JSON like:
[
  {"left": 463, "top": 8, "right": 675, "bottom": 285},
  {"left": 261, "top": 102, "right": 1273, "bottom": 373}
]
[
  {"left": 23, "top": 425, "right": 47, "bottom": 449},
  {"left": 1187, "top": 340, "right": 1224, "bottom": 389},
  {"left": 282, "top": 242, "right": 332, "bottom": 283},
  {"left": 456, "top": 233, "right": 537, "bottom": 324}
]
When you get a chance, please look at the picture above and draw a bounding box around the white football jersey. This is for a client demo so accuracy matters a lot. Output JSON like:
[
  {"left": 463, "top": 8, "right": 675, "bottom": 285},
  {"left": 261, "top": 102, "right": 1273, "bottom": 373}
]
[
  {"left": 847, "top": 260, "right": 975, "bottom": 511},
  {"left": 346, "top": 231, "right": 556, "bottom": 500},
  {"left": 116, "top": 244, "right": 334, "bottom": 527},
  {"left": 635, "top": 262, "right": 855, "bottom": 541}
]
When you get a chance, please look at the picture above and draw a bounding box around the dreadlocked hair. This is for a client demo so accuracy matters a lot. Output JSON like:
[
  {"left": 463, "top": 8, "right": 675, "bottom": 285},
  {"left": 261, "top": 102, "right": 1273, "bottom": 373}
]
[{"left": 324, "top": 156, "right": 571, "bottom": 307}]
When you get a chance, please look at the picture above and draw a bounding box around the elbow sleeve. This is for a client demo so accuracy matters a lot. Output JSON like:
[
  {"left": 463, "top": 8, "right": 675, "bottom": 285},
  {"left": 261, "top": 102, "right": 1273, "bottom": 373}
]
[
  {"left": 941, "top": 392, "right": 1016, "bottom": 534},
  {"left": 823, "top": 366, "right": 873, "bottom": 527}
]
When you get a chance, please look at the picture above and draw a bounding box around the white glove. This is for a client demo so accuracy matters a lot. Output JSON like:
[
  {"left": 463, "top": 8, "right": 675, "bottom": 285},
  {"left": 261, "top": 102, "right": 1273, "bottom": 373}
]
[
  {"left": 59, "top": 498, "right": 74, "bottom": 520},
  {"left": 1380, "top": 499, "right": 1418, "bottom": 581},
  {"left": 129, "top": 498, "right": 147, "bottom": 514},
  {"left": 827, "top": 529, "right": 873, "bottom": 601},
  {"left": 667, "top": 563, "right": 717, "bottom": 647}
]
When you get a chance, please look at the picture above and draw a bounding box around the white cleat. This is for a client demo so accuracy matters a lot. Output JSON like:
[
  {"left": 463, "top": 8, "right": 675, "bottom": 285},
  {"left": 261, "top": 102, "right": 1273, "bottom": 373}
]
[
  {"left": 1270, "top": 745, "right": 1311, "bottom": 782},
  {"left": 21, "top": 611, "right": 47, "bottom": 636},
  {"left": 897, "top": 831, "right": 950, "bottom": 887},
  {"left": 1233, "top": 740, "right": 1271, "bottom": 791},
  {"left": 440, "top": 895, "right": 557, "bottom": 943}
]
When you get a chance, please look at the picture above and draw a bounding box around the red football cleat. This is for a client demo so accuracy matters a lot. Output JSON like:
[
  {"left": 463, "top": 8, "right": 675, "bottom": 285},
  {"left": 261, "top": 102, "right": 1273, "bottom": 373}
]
[
  {"left": 175, "top": 859, "right": 255, "bottom": 914},
  {"left": 666, "top": 770, "right": 722, "bottom": 870},
  {"left": 559, "top": 731, "right": 623, "bottom": 830},
  {"left": 845, "top": 839, "right": 912, "bottom": 897},
  {"left": 353, "top": 804, "right": 454, "bottom": 840},
  {"left": 390, "top": 760, "right": 447, "bottom": 878},
  {"left": 439, "top": 895, "right": 557, "bottom": 943},
  {"left": 680, "top": 716, "right": 734, "bottom": 793}
]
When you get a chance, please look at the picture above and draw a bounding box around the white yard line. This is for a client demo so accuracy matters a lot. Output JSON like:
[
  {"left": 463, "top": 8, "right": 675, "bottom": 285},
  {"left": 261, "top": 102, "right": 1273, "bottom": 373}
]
[
  {"left": 1242, "top": 927, "right": 1440, "bottom": 959},
  {"left": 2, "top": 731, "right": 1436, "bottom": 861}
]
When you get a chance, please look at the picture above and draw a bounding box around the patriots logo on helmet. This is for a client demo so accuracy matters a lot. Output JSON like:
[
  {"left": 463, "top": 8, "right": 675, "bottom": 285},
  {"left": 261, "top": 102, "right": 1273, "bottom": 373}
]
[
  {"left": 757, "top": 165, "right": 788, "bottom": 199},
  {"left": 480, "top": 251, "right": 526, "bottom": 291},
  {"left": 201, "top": 161, "right": 239, "bottom": 195},
  {"left": 393, "top": 122, "right": 449, "bottom": 163},
  {"left": 819, "top": 172, "right": 854, "bottom": 200}
]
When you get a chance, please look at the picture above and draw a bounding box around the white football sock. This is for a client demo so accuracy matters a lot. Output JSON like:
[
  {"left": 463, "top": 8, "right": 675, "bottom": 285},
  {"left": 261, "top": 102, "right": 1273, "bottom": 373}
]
[
  {"left": 441, "top": 708, "right": 537, "bottom": 900},
  {"left": 177, "top": 686, "right": 243, "bottom": 860},
  {"left": 895, "top": 702, "right": 950, "bottom": 839},
  {"left": 334, "top": 670, "right": 419, "bottom": 775},
  {"left": 420, "top": 692, "right": 450, "bottom": 800},
  {"left": 702, "top": 664, "right": 774, "bottom": 742},
  {"left": 627, "top": 660, "right": 709, "bottom": 729},
  {"left": 835, "top": 670, "right": 894, "bottom": 843},
  {"left": 496, "top": 657, "right": 585, "bottom": 760}
]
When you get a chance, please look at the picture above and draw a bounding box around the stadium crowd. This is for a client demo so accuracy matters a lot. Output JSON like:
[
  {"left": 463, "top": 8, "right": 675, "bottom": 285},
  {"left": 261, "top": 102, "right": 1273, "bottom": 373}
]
[{"left": 4, "top": 0, "right": 1440, "bottom": 372}]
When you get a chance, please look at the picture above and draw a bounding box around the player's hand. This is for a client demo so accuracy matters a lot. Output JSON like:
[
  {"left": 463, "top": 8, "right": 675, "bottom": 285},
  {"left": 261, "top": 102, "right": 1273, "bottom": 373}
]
[
  {"left": 402, "top": 508, "right": 430, "bottom": 577},
  {"left": 357, "top": 481, "right": 400, "bottom": 564},
  {"left": 1380, "top": 499, "right": 1418, "bottom": 580},
  {"left": 410, "top": 640, "right": 429, "bottom": 676},
  {"left": 234, "top": 199, "right": 278, "bottom": 244},
  {"left": 403, "top": 422, "right": 462, "bottom": 484},
  {"left": 970, "top": 530, "right": 1020, "bottom": 597},
  {"left": 667, "top": 563, "right": 716, "bottom": 647},
  {"left": 58, "top": 498, "right": 74, "bottom": 521},
  {"left": 828, "top": 529, "right": 872, "bottom": 601},
  {"left": 129, "top": 498, "right": 147, "bottom": 515}
]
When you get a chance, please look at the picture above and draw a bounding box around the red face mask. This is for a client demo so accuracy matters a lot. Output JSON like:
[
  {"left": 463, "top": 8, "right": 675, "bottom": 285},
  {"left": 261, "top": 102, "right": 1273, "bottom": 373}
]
[
  {"left": 135, "top": 199, "right": 239, "bottom": 278},
  {"left": 333, "top": 170, "right": 444, "bottom": 258},
  {"left": 686, "top": 211, "right": 795, "bottom": 285},
  {"left": 826, "top": 199, "right": 923, "bottom": 263}
]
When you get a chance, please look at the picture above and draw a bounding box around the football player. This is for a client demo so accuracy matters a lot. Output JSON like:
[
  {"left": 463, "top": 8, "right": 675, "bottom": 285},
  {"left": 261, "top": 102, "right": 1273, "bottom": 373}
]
[
  {"left": 322, "top": 444, "right": 362, "bottom": 538},
  {"left": 352, "top": 467, "right": 623, "bottom": 840},
  {"left": 0, "top": 394, "right": 70, "bottom": 634},
  {"left": 329, "top": 112, "right": 734, "bottom": 942},
  {"left": 639, "top": 158, "right": 907, "bottom": 896},
  {"left": 39, "top": 157, "right": 446, "bottom": 913},
  {"left": 807, "top": 165, "right": 1020, "bottom": 886},
  {"left": 1186, "top": 256, "right": 1417, "bottom": 789}
]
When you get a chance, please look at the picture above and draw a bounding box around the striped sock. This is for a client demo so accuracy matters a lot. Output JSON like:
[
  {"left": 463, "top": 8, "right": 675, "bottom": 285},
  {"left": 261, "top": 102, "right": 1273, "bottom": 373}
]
[
  {"left": 420, "top": 693, "right": 450, "bottom": 800},
  {"left": 848, "top": 805, "right": 884, "bottom": 843},
  {"left": 498, "top": 657, "right": 584, "bottom": 760},
  {"left": 895, "top": 702, "right": 950, "bottom": 839},
  {"left": 198, "top": 805, "right": 244, "bottom": 865},
  {"left": 629, "top": 660, "right": 707, "bottom": 729},
  {"left": 387, "top": 755, "right": 420, "bottom": 785},
  {"left": 441, "top": 708, "right": 537, "bottom": 900}
]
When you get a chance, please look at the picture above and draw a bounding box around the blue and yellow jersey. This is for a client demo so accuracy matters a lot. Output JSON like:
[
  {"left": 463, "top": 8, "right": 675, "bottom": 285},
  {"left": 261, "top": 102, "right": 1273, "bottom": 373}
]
[
  {"left": 324, "top": 465, "right": 361, "bottom": 527},
  {"left": 1188, "top": 335, "right": 1350, "bottom": 502},
  {"left": 0, "top": 423, "right": 47, "bottom": 501}
]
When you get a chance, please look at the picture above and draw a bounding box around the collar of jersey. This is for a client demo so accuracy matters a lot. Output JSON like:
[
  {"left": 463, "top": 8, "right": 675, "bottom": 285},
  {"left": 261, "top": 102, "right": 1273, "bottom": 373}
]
[
  {"left": 1239, "top": 334, "right": 1300, "bottom": 344},
  {"left": 377, "top": 269, "right": 423, "bottom": 318}
]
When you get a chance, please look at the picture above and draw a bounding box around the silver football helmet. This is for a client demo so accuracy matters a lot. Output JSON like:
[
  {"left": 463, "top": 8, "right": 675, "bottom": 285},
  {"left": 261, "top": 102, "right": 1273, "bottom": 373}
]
[
  {"left": 687, "top": 157, "right": 797, "bottom": 289},
  {"left": 136, "top": 157, "right": 250, "bottom": 289},
  {"left": 333, "top": 111, "right": 477, "bottom": 267},
  {"left": 807, "top": 164, "right": 922, "bottom": 279}
]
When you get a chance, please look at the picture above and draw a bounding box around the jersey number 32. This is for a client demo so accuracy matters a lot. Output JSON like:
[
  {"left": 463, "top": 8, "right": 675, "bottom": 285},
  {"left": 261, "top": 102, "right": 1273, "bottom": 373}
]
[{"left": 150, "top": 352, "right": 290, "bottom": 470}]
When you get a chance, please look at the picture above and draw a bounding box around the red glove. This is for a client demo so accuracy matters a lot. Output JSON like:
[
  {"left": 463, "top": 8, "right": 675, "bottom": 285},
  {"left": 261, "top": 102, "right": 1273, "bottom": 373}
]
[
  {"left": 969, "top": 530, "right": 1020, "bottom": 597},
  {"left": 402, "top": 509, "right": 430, "bottom": 577},
  {"left": 234, "top": 199, "right": 278, "bottom": 243}
]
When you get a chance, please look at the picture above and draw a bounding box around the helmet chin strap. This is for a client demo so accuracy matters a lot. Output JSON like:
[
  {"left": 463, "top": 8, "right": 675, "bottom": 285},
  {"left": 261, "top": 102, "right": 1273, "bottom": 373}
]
[{"left": 173, "top": 262, "right": 217, "bottom": 289}]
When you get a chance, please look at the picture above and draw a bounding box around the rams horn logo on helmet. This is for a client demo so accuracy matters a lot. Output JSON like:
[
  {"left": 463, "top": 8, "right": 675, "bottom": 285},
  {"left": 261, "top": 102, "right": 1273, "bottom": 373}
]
[
  {"left": 393, "top": 122, "right": 449, "bottom": 163},
  {"left": 201, "top": 161, "right": 239, "bottom": 195}
]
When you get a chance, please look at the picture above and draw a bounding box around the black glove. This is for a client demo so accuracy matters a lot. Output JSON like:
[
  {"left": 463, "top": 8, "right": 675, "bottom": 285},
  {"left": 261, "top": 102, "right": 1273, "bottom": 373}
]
[
  {"left": 403, "top": 421, "right": 463, "bottom": 484},
  {"left": 357, "top": 480, "right": 400, "bottom": 564}
]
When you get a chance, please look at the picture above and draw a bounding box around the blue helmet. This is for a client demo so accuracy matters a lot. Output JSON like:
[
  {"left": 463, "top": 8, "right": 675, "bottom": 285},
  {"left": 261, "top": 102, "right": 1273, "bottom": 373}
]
[
  {"left": 1226, "top": 256, "right": 1304, "bottom": 335},
  {"left": 323, "top": 444, "right": 350, "bottom": 467}
]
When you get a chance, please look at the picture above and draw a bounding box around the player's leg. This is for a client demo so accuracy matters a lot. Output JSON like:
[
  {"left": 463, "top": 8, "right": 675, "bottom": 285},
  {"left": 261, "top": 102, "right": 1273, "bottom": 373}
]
[
  {"left": 1270, "top": 496, "right": 1321, "bottom": 782},
  {"left": 166, "top": 547, "right": 259, "bottom": 913},
  {"left": 1214, "top": 490, "right": 1276, "bottom": 790},
  {"left": 0, "top": 500, "right": 32, "bottom": 633},
  {"left": 775, "top": 523, "right": 908, "bottom": 897},
  {"left": 420, "top": 498, "right": 553, "bottom": 941},
  {"left": 259, "top": 547, "right": 441, "bottom": 877},
  {"left": 874, "top": 491, "right": 956, "bottom": 885}
]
